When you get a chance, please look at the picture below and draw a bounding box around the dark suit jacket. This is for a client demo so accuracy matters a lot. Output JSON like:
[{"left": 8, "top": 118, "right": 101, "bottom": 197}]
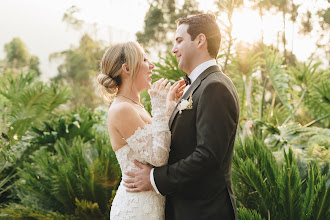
[{"left": 154, "top": 65, "right": 239, "bottom": 220}]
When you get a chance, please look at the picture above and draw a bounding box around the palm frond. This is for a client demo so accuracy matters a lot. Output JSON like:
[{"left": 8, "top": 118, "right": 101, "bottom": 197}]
[
  {"left": 0, "top": 172, "right": 17, "bottom": 195},
  {"left": 265, "top": 102, "right": 290, "bottom": 127},
  {"left": 302, "top": 163, "right": 320, "bottom": 219},
  {"left": 0, "top": 203, "right": 77, "bottom": 219},
  {"left": 227, "top": 48, "right": 263, "bottom": 119},
  {"left": 264, "top": 48, "right": 294, "bottom": 114},
  {"left": 233, "top": 136, "right": 281, "bottom": 218},
  {"left": 308, "top": 174, "right": 330, "bottom": 220},
  {"left": 232, "top": 135, "right": 328, "bottom": 220},
  {"left": 289, "top": 61, "right": 330, "bottom": 126},
  {"left": 237, "top": 207, "right": 266, "bottom": 220},
  {"left": 5, "top": 81, "right": 70, "bottom": 142},
  {"left": 307, "top": 80, "right": 330, "bottom": 126},
  {"left": 16, "top": 135, "right": 119, "bottom": 216},
  {"left": 153, "top": 50, "right": 185, "bottom": 82},
  {"left": 280, "top": 148, "right": 303, "bottom": 220},
  {"left": 13, "top": 108, "right": 120, "bottom": 217},
  {"left": 0, "top": 71, "right": 36, "bottom": 100}
]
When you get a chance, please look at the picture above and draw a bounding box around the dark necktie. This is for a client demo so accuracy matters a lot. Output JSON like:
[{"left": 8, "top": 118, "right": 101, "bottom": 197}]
[{"left": 184, "top": 74, "right": 191, "bottom": 85}]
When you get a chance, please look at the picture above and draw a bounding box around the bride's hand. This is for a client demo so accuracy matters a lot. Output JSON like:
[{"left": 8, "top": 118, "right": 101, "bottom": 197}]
[
  {"left": 167, "top": 79, "right": 186, "bottom": 103},
  {"left": 148, "top": 78, "right": 171, "bottom": 97}
]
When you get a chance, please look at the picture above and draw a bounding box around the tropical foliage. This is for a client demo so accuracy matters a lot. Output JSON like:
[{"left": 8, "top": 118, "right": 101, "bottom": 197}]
[
  {"left": 0, "top": 68, "right": 120, "bottom": 219},
  {"left": 0, "top": 70, "right": 70, "bottom": 205},
  {"left": 1, "top": 0, "right": 329, "bottom": 219},
  {"left": 233, "top": 136, "right": 329, "bottom": 220}
]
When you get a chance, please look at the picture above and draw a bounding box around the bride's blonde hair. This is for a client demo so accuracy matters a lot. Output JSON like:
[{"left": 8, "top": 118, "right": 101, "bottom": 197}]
[{"left": 97, "top": 41, "right": 144, "bottom": 104}]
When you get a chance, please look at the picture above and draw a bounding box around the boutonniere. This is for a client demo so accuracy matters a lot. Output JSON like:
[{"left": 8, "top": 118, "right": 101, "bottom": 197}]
[{"left": 178, "top": 93, "right": 193, "bottom": 114}]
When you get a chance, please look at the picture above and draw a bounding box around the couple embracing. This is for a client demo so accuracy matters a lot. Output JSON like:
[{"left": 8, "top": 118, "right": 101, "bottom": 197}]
[{"left": 98, "top": 14, "right": 239, "bottom": 220}]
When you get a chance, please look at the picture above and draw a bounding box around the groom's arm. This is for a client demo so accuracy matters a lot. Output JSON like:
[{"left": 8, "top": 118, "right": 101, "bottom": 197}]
[
  {"left": 150, "top": 168, "right": 161, "bottom": 194},
  {"left": 153, "top": 81, "right": 238, "bottom": 195}
]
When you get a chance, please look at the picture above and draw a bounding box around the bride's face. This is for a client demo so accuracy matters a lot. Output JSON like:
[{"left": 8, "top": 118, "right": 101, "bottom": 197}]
[{"left": 134, "top": 54, "right": 154, "bottom": 91}]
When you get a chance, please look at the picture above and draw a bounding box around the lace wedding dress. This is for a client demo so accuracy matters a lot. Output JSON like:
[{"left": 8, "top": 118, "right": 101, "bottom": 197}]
[{"left": 110, "top": 91, "right": 176, "bottom": 220}]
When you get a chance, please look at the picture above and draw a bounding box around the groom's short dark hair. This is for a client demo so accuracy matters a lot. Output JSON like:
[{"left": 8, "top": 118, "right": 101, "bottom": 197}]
[{"left": 176, "top": 14, "right": 221, "bottom": 59}]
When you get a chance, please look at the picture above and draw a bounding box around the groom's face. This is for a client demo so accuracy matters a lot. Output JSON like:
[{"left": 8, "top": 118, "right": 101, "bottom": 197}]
[{"left": 172, "top": 24, "right": 197, "bottom": 74}]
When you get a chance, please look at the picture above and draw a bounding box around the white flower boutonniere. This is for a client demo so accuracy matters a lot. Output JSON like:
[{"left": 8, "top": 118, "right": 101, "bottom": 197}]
[{"left": 178, "top": 93, "right": 193, "bottom": 114}]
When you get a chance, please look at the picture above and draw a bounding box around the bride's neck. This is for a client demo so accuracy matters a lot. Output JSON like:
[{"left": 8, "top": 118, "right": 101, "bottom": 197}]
[{"left": 117, "top": 85, "right": 140, "bottom": 102}]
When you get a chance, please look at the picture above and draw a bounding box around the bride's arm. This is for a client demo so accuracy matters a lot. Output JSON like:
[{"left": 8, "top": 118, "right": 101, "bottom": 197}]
[
  {"left": 125, "top": 88, "right": 171, "bottom": 167},
  {"left": 125, "top": 79, "right": 184, "bottom": 167}
]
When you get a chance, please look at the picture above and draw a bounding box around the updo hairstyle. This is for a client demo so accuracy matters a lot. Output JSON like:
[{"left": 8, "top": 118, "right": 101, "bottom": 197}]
[{"left": 97, "top": 41, "right": 144, "bottom": 103}]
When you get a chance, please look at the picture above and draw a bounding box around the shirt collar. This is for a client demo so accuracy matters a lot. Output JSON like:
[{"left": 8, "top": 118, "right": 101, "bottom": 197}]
[{"left": 188, "top": 59, "right": 217, "bottom": 84}]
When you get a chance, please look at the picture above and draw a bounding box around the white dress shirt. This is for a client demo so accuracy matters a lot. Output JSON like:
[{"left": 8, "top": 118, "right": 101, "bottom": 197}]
[{"left": 150, "top": 59, "right": 217, "bottom": 194}]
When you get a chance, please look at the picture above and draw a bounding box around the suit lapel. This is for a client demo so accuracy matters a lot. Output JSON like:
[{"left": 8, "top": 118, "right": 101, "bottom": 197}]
[{"left": 168, "top": 65, "right": 220, "bottom": 128}]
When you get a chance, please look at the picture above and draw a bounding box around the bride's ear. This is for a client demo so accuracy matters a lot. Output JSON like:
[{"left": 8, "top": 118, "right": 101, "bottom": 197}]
[{"left": 121, "top": 63, "right": 130, "bottom": 76}]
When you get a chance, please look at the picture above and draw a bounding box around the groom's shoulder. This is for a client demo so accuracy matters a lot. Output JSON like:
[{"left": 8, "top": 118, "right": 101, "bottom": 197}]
[
  {"left": 202, "top": 70, "right": 230, "bottom": 86},
  {"left": 212, "top": 70, "right": 236, "bottom": 88},
  {"left": 199, "top": 71, "right": 237, "bottom": 96}
]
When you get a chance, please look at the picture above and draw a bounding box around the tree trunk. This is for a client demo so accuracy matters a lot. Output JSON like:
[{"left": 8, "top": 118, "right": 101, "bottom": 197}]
[
  {"left": 223, "top": 22, "right": 233, "bottom": 73},
  {"left": 259, "top": 7, "right": 264, "bottom": 45},
  {"left": 283, "top": 11, "right": 287, "bottom": 63}
]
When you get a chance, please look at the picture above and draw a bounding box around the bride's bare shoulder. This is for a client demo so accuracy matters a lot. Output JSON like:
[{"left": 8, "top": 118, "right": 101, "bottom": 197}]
[
  {"left": 108, "top": 102, "right": 145, "bottom": 135},
  {"left": 109, "top": 102, "right": 133, "bottom": 115},
  {"left": 108, "top": 102, "right": 137, "bottom": 123}
]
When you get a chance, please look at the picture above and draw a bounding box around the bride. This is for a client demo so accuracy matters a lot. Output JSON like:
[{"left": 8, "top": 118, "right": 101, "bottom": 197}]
[{"left": 97, "top": 41, "right": 185, "bottom": 219}]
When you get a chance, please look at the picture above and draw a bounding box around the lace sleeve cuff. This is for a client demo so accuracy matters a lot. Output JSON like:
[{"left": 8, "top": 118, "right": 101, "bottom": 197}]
[
  {"left": 166, "top": 100, "right": 177, "bottom": 117},
  {"left": 150, "top": 91, "right": 167, "bottom": 117}
]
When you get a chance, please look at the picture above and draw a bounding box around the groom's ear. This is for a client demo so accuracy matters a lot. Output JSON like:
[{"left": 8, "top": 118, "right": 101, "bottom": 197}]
[{"left": 196, "top": 33, "right": 206, "bottom": 48}]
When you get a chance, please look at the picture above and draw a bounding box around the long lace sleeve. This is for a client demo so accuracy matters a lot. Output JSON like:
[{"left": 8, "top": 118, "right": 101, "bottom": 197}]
[
  {"left": 125, "top": 90, "right": 171, "bottom": 167},
  {"left": 166, "top": 100, "right": 177, "bottom": 118}
]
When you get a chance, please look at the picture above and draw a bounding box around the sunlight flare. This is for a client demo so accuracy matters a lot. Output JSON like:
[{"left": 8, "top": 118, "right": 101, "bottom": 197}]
[{"left": 231, "top": 8, "right": 262, "bottom": 44}]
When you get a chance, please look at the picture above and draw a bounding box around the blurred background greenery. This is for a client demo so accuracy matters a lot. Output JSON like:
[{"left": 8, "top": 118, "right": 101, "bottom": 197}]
[{"left": 0, "top": 0, "right": 329, "bottom": 219}]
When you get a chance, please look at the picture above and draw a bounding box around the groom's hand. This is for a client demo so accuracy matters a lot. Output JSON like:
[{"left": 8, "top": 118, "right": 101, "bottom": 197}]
[{"left": 123, "top": 160, "right": 153, "bottom": 192}]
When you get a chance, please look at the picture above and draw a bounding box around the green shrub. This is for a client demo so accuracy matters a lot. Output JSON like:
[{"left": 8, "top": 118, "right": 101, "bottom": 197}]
[
  {"left": 14, "top": 134, "right": 120, "bottom": 218},
  {"left": 237, "top": 207, "right": 265, "bottom": 220},
  {"left": 74, "top": 198, "right": 104, "bottom": 220},
  {"left": 0, "top": 203, "right": 77, "bottom": 220},
  {"left": 1, "top": 108, "right": 121, "bottom": 219},
  {"left": 0, "top": 70, "right": 70, "bottom": 203},
  {"left": 233, "top": 136, "right": 329, "bottom": 220}
]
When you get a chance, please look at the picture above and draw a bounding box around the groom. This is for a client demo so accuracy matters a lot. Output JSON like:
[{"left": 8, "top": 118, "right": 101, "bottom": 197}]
[{"left": 124, "top": 14, "right": 239, "bottom": 220}]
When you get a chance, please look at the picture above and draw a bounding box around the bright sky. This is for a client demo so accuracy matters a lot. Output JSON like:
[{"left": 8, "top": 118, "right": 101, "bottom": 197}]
[
  {"left": 0, "top": 0, "right": 148, "bottom": 81},
  {"left": 0, "top": 0, "right": 328, "bottom": 81}
]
